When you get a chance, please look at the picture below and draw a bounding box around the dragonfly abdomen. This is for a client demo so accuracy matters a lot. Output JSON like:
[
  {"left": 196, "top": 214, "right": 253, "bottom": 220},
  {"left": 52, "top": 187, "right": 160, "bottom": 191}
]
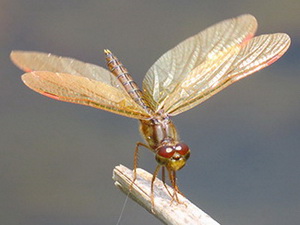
[{"left": 104, "top": 49, "right": 153, "bottom": 114}]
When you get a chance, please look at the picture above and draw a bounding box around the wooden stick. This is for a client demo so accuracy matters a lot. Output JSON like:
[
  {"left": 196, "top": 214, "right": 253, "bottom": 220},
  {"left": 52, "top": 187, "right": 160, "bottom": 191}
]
[{"left": 112, "top": 164, "right": 221, "bottom": 225}]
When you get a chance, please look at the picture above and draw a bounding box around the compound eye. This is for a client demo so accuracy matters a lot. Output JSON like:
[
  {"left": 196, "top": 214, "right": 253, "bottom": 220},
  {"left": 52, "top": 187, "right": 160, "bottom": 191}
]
[
  {"left": 175, "top": 143, "right": 189, "bottom": 155},
  {"left": 157, "top": 146, "right": 175, "bottom": 159}
]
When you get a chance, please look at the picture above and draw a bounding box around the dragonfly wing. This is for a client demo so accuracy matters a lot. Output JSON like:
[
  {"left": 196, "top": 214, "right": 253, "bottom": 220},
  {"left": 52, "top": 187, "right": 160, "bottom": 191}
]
[
  {"left": 10, "top": 51, "right": 124, "bottom": 89},
  {"left": 22, "top": 71, "right": 152, "bottom": 119},
  {"left": 142, "top": 14, "right": 257, "bottom": 111},
  {"left": 164, "top": 33, "right": 291, "bottom": 116}
]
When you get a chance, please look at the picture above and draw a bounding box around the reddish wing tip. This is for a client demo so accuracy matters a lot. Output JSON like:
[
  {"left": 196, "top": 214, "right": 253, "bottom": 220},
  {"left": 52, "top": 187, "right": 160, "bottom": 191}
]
[
  {"left": 21, "top": 72, "right": 61, "bottom": 100},
  {"left": 43, "top": 92, "right": 60, "bottom": 100}
]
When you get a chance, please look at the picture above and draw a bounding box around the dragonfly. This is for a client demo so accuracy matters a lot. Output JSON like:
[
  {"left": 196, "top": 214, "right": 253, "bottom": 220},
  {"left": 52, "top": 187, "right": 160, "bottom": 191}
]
[{"left": 11, "top": 14, "right": 290, "bottom": 206}]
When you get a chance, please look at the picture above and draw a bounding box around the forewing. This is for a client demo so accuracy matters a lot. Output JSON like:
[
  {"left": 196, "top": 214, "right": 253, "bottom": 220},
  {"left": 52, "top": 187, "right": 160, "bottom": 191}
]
[
  {"left": 10, "top": 51, "right": 123, "bottom": 89},
  {"left": 143, "top": 14, "right": 257, "bottom": 111},
  {"left": 22, "top": 71, "right": 152, "bottom": 119},
  {"left": 164, "top": 33, "right": 291, "bottom": 116}
]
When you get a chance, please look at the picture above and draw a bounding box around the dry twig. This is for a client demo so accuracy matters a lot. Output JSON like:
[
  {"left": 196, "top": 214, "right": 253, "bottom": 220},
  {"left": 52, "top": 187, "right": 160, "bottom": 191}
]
[{"left": 112, "top": 164, "right": 220, "bottom": 225}]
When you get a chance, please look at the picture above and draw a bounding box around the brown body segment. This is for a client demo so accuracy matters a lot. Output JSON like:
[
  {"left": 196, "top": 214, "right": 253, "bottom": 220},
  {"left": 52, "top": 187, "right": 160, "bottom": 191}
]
[
  {"left": 104, "top": 49, "right": 153, "bottom": 115},
  {"left": 139, "top": 118, "right": 179, "bottom": 150}
]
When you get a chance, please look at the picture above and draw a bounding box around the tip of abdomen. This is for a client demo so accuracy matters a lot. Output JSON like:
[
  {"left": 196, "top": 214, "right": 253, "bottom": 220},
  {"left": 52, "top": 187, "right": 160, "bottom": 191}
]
[{"left": 104, "top": 49, "right": 112, "bottom": 55}]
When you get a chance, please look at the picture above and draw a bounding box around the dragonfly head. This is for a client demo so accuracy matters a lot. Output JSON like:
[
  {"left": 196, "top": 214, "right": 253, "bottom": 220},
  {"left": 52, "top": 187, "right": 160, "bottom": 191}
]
[{"left": 155, "top": 142, "right": 190, "bottom": 171}]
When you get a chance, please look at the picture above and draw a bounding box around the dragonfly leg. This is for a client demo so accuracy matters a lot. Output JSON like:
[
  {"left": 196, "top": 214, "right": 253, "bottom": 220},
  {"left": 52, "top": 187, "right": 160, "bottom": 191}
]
[
  {"left": 167, "top": 169, "right": 186, "bottom": 205},
  {"left": 133, "top": 142, "right": 151, "bottom": 181},
  {"left": 150, "top": 164, "right": 161, "bottom": 211},
  {"left": 161, "top": 167, "right": 174, "bottom": 198},
  {"left": 172, "top": 171, "right": 185, "bottom": 196}
]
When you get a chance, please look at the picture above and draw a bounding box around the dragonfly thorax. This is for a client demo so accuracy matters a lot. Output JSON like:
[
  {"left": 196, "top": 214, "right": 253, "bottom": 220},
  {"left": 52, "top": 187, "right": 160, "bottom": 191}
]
[{"left": 139, "top": 117, "right": 179, "bottom": 150}]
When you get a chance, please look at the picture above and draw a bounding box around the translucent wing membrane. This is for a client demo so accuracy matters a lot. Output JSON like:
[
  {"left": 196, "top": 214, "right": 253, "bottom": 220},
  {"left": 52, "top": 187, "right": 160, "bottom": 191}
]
[
  {"left": 226, "top": 33, "right": 291, "bottom": 80},
  {"left": 164, "top": 33, "right": 291, "bottom": 115},
  {"left": 22, "top": 71, "right": 152, "bottom": 119},
  {"left": 143, "top": 14, "right": 258, "bottom": 111},
  {"left": 10, "top": 51, "right": 124, "bottom": 89},
  {"left": 11, "top": 15, "right": 291, "bottom": 120},
  {"left": 11, "top": 51, "right": 152, "bottom": 119}
]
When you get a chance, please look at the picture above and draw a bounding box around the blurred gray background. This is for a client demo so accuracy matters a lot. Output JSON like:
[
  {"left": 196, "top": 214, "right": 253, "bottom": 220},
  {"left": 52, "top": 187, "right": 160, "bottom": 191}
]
[{"left": 1, "top": 0, "right": 299, "bottom": 224}]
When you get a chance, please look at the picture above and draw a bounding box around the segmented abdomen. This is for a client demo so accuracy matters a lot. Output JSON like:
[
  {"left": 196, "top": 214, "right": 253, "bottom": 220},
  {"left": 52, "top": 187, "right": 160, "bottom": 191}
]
[{"left": 104, "top": 49, "right": 153, "bottom": 114}]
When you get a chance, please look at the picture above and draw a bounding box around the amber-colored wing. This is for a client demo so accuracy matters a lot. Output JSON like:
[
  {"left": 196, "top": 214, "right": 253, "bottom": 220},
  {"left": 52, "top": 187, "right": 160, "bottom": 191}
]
[
  {"left": 163, "top": 33, "right": 291, "bottom": 115},
  {"left": 143, "top": 14, "right": 258, "bottom": 111},
  {"left": 11, "top": 51, "right": 152, "bottom": 119},
  {"left": 10, "top": 51, "right": 123, "bottom": 88}
]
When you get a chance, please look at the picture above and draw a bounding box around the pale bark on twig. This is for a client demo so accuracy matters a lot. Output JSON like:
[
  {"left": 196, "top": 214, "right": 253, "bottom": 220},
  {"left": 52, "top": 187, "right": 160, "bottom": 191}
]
[{"left": 112, "top": 164, "right": 221, "bottom": 225}]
